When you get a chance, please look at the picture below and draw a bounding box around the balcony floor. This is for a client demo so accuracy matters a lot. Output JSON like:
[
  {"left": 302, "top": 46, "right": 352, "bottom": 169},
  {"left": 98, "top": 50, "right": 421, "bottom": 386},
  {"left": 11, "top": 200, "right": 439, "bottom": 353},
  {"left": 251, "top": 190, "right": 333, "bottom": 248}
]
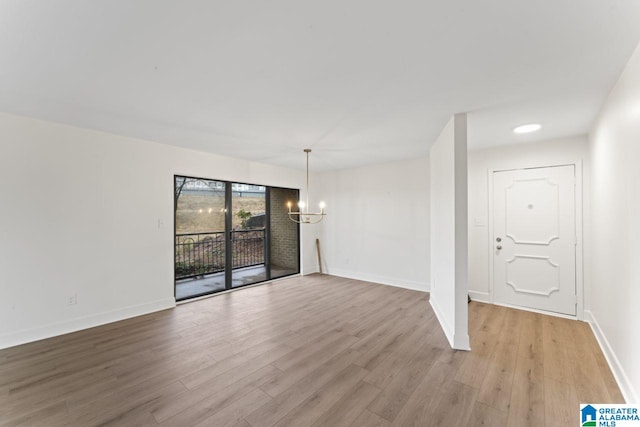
[{"left": 175, "top": 264, "right": 297, "bottom": 300}]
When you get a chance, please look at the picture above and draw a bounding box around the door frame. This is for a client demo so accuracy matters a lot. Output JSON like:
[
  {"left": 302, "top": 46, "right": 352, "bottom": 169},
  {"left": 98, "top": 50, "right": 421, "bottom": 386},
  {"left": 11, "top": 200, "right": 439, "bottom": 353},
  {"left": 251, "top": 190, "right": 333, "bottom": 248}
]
[{"left": 487, "top": 161, "right": 584, "bottom": 320}]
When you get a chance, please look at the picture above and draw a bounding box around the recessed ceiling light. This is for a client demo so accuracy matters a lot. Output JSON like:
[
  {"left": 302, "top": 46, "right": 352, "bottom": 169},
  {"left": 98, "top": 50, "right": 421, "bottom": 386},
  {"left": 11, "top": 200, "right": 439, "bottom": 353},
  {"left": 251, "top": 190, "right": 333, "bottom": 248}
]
[{"left": 513, "top": 123, "right": 541, "bottom": 134}]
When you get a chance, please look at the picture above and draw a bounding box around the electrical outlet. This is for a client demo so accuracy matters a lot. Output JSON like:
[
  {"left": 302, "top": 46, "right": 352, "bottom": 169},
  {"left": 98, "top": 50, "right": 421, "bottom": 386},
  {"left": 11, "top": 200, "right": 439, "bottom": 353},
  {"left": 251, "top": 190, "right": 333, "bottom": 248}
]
[{"left": 67, "top": 293, "right": 77, "bottom": 306}]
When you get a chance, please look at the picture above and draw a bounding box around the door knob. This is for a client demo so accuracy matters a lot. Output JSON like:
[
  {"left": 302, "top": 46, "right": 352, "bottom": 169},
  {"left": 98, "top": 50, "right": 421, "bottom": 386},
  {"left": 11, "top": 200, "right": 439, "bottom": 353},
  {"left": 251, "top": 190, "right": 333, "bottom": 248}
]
[
  {"left": 496, "top": 245, "right": 503, "bottom": 250},
  {"left": 496, "top": 237, "right": 502, "bottom": 242}
]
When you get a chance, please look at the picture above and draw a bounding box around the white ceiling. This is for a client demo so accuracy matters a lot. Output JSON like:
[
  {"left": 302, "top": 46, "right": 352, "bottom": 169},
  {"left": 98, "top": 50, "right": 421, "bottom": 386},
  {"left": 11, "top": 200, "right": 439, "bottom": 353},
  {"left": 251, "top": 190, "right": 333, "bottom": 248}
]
[{"left": 1, "top": 1, "right": 640, "bottom": 171}]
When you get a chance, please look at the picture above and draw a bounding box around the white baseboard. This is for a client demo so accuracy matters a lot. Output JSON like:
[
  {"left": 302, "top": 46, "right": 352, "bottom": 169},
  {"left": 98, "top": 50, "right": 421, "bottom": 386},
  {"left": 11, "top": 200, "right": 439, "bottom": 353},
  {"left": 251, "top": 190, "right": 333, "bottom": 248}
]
[
  {"left": 327, "top": 268, "right": 429, "bottom": 292},
  {"left": 468, "top": 291, "right": 491, "bottom": 303},
  {"left": 0, "top": 297, "right": 176, "bottom": 350},
  {"left": 584, "top": 310, "right": 638, "bottom": 403},
  {"left": 302, "top": 264, "right": 320, "bottom": 276},
  {"left": 429, "top": 295, "right": 453, "bottom": 345}
]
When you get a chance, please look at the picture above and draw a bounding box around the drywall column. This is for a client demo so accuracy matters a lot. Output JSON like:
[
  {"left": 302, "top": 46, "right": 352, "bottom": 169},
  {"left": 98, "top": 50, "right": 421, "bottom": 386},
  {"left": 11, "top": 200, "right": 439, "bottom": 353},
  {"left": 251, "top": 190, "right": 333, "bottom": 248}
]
[
  {"left": 429, "top": 113, "right": 470, "bottom": 350},
  {"left": 588, "top": 41, "right": 640, "bottom": 403}
]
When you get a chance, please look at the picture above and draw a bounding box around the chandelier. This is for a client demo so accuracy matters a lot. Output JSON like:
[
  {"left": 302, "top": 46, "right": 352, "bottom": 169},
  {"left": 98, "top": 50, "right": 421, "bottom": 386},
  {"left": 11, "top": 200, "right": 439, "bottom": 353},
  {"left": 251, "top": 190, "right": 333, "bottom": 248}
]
[{"left": 287, "top": 149, "right": 326, "bottom": 224}]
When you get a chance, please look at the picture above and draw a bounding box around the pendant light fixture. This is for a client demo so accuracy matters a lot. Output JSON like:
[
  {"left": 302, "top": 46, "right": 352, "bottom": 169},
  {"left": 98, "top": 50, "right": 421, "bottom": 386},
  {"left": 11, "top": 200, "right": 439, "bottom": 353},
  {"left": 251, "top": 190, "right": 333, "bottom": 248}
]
[{"left": 287, "top": 149, "right": 326, "bottom": 224}]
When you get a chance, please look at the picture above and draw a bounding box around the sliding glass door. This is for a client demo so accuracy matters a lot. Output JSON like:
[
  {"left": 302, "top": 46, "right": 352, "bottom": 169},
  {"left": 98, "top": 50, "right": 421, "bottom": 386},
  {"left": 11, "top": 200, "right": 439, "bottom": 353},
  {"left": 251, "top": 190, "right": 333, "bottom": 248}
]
[{"left": 174, "top": 176, "right": 299, "bottom": 301}]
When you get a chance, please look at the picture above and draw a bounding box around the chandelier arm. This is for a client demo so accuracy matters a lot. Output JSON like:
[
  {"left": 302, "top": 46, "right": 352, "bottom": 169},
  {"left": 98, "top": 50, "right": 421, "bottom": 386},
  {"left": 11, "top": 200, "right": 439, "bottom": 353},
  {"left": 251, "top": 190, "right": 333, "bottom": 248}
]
[
  {"left": 288, "top": 211, "right": 326, "bottom": 216},
  {"left": 305, "top": 216, "right": 324, "bottom": 224},
  {"left": 288, "top": 212, "right": 325, "bottom": 224}
]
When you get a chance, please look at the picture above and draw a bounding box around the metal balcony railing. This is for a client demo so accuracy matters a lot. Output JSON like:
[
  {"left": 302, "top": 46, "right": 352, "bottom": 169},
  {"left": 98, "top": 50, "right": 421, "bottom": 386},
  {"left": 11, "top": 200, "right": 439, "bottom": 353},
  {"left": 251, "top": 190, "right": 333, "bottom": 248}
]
[{"left": 175, "top": 229, "right": 265, "bottom": 280}]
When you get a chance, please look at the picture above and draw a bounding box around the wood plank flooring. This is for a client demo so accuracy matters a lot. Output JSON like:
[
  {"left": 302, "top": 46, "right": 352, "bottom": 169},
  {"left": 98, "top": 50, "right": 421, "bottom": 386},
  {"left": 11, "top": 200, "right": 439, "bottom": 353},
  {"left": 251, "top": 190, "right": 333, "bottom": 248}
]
[{"left": 0, "top": 275, "right": 623, "bottom": 426}]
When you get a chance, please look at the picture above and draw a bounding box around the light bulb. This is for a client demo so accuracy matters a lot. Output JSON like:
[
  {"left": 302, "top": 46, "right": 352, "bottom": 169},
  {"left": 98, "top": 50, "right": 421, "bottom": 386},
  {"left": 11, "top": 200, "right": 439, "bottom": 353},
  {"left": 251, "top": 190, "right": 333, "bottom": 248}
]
[
  {"left": 319, "top": 201, "right": 326, "bottom": 209},
  {"left": 298, "top": 201, "right": 306, "bottom": 210}
]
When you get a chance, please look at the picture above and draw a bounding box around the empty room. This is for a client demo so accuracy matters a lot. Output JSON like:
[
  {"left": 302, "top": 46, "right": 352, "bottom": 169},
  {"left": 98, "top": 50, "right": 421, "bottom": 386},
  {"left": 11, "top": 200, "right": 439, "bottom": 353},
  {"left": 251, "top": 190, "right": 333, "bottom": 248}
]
[{"left": 1, "top": 1, "right": 639, "bottom": 426}]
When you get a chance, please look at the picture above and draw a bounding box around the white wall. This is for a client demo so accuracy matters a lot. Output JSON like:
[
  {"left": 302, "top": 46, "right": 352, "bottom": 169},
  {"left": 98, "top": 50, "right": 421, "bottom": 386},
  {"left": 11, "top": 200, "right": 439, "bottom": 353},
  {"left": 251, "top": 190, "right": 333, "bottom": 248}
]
[
  {"left": 467, "top": 136, "right": 590, "bottom": 306},
  {"left": 588, "top": 41, "right": 640, "bottom": 403},
  {"left": 0, "top": 112, "right": 314, "bottom": 349},
  {"left": 318, "top": 157, "right": 429, "bottom": 291},
  {"left": 430, "top": 114, "right": 469, "bottom": 350}
]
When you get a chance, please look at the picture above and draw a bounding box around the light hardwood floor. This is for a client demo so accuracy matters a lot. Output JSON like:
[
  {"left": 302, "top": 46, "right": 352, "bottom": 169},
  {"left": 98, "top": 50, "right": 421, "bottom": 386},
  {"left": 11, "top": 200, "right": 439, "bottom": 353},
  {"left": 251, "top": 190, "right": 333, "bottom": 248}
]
[{"left": 0, "top": 275, "right": 623, "bottom": 426}]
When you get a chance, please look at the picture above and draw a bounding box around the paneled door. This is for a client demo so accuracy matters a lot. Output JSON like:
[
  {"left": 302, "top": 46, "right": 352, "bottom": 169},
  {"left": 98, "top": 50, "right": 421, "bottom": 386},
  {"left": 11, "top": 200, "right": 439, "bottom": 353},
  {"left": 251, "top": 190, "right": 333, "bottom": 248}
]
[{"left": 493, "top": 165, "right": 577, "bottom": 315}]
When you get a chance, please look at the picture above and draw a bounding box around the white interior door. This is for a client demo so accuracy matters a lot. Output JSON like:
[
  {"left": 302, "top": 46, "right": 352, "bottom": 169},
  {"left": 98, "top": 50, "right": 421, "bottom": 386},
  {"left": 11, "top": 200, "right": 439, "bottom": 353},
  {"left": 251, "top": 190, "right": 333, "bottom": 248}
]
[{"left": 493, "top": 165, "right": 576, "bottom": 316}]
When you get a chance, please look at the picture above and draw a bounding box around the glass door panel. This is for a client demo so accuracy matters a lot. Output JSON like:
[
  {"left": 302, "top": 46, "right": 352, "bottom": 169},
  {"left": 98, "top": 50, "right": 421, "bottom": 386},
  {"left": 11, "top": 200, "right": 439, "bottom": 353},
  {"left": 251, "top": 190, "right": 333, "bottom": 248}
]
[
  {"left": 174, "top": 176, "right": 227, "bottom": 300},
  {"left": 269, "top": 187, "right": 300, "bottom": 279},
  {"left": 230, "top": 183, "right": 267, "bottom": 287}
]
